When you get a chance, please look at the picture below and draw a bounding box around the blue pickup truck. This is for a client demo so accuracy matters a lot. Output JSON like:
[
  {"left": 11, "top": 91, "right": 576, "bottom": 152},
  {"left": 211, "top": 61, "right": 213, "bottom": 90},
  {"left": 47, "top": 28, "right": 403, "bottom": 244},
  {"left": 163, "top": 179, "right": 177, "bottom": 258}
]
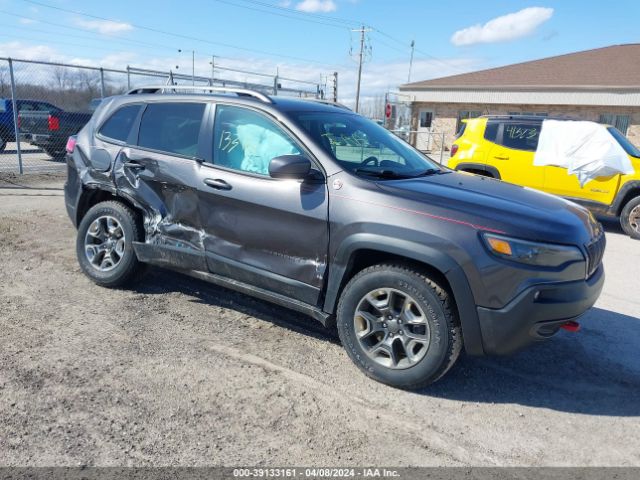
[
  {"left": 1, "top": 98, "right": 92, "bottom": 157},
  {"left": 0, "top": 98, "right": 61, "bottom": 152}
]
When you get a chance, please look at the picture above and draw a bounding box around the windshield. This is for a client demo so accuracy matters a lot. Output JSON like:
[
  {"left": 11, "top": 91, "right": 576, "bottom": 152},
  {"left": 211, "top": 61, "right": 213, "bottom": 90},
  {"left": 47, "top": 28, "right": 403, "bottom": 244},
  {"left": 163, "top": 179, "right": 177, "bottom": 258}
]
[
  {"left": 608, "top": 127, "right": 640, "bottom": 158},
  {"left": 289, "top": 111, "right": 440, "bottom": 178}
]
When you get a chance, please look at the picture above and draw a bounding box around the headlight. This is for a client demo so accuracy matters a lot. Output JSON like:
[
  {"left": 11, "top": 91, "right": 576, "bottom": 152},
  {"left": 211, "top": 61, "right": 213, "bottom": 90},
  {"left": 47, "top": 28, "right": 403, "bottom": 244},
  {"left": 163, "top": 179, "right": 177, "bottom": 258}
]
[{"left": 481, "top": 233, "right": 584, "bottom": 268}]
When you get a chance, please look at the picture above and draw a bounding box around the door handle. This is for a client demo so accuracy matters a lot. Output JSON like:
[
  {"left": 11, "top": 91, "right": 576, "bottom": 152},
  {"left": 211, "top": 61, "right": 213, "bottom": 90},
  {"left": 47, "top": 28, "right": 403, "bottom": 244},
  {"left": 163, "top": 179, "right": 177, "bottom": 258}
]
[
  {"left": 493, "top": 155, "right": 509, "bottom": 160},
  {"left": 123, "top": 161, "right": 145, "bottom": 170},
  {"left": 204, "top": 178, "right": 232, "bottom": 190}
]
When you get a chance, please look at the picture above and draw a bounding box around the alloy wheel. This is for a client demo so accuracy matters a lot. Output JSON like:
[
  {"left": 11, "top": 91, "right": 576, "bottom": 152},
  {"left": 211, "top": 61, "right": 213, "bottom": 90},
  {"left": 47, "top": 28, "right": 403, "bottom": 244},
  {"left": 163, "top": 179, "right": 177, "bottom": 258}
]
[
  {"left": 353, "top": 288, "right": 431, "bottom": 369},
  {"left": 84, "top": 215, "right": 126, "bottom": 272}
]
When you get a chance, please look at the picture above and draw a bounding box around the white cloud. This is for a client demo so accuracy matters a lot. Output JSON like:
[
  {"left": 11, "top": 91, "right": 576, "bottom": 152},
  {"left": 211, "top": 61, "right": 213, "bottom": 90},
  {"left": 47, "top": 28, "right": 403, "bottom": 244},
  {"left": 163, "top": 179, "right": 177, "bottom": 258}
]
[
  {"left": 74, "top": 18, "right": 134, "bottom": 35},
  {"left": 0, "top": 41, "right": 59, "bottom": 61},
  {"left": 295, "top": 0, "right": 337, "bottom": 13},
  {"left": 451, "top": 7, "right": 554, "bottom": 46},
  {"left": 19, "top": 18, "right": 37, "bottom": 24}
]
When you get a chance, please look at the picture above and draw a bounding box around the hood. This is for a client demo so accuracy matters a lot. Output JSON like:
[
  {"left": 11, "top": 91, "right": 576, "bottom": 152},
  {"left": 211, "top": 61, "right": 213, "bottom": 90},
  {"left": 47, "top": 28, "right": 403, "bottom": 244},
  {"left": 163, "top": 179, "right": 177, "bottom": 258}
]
[{"left": 377, "top": 171, "right": 599, "bottom": 245}]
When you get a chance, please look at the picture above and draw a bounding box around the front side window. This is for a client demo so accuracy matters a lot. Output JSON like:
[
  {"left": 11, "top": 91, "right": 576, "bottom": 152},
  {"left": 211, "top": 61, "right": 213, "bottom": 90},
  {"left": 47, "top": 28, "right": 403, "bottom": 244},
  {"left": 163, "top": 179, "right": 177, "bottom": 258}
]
[
  {"left": 98, "top": 104, "right": 141, "bottom": 143},
  {"left": 484, "top": 121, "right": 499, "bottom": 142},
  {"left": 213, "top": 105, "right": 301, "bottom": 176},
  {"left": 500, "top": 122, "right": 541, "bottom": 152},
  {"left": 291, "top": 111, "right": 440, "bottom": 179},
  {"left": 138, "top": 102, "right": 205, "bottom": 157}
]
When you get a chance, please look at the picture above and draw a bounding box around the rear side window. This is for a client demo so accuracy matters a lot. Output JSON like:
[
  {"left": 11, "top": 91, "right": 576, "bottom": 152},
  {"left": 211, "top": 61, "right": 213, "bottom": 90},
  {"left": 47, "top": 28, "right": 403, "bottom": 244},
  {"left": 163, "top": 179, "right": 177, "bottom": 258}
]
[
  {"left": 138, "top": 103, "right": 205, "bottom": 157},
  {"left": 500, "top": 122, "right": 541, "bottom": 151},
  {"left": 484, "top": 122, "right": 499, "bottom": 142},
  {"left": 99, "top": 104, "right": 141, "bottom": 143}
]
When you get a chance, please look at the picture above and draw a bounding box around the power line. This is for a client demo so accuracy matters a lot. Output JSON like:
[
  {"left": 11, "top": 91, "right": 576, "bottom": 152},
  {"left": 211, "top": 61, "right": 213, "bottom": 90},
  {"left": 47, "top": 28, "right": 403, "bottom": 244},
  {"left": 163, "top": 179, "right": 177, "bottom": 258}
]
[
  {"left": 0, "top": 11, "right": 180, "bottom": 54},
  {"left": 210, "top": 0, "right": 352, "bottom": 30},
  {"left": 371, "top": 27, "right": 468, "bottom": 73},
  {"left": 20, "top": 0, "right": 344, "bottom": 68},
  {"left": 214, "top": 0, "right": 469, "bottom": 74},
  {"left": 233, "top": 0, "right": 360, "bottom": 26}
]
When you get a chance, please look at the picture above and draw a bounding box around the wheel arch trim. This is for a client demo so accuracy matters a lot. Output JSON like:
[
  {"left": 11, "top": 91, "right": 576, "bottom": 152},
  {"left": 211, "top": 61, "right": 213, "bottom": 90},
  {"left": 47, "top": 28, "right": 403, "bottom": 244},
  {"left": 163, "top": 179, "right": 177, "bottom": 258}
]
[
  {"left": 324, "top": 233, "right": 485, "bottom": 355},
  {"left": 611, "top": 180, "right": 640, "bottom": 216}
]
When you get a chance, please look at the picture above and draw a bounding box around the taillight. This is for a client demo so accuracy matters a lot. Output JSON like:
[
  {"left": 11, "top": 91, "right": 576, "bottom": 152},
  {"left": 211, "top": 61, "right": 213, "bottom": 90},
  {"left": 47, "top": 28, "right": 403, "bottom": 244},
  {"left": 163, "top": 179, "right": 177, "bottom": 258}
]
[
  {"left": 65, "top": 136, "right": 77, "bottom": 154},
  {"left": 17, "top": 114, "right": 21, "bottom": 129},
  {"left": 451, "top": 144, "right": 459, "bottom": 157},
  {"left": 48, "top": 115, "right": 60, "bottom": 131}
]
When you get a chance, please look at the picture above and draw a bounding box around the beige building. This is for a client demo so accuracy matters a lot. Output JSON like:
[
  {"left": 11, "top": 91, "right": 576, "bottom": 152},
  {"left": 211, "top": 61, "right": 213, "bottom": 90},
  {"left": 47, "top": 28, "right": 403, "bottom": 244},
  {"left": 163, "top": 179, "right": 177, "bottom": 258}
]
[{"left": 399, "top": 44, "right": 640, "bottom": 152}]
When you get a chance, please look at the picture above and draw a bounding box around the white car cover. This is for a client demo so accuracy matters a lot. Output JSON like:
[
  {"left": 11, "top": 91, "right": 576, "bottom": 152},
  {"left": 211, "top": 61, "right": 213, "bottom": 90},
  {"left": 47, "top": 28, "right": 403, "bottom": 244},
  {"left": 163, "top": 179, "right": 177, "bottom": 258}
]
[{"left": 533, "top": 119, "right": 634, "bottom": 187}]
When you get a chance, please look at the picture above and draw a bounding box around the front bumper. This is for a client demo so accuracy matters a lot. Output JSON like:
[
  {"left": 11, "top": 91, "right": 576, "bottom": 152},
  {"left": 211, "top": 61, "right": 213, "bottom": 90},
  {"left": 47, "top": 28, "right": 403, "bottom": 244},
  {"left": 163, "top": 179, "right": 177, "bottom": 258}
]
[{"left": 477, "top": 265, "right": 604, "bottom": 355}]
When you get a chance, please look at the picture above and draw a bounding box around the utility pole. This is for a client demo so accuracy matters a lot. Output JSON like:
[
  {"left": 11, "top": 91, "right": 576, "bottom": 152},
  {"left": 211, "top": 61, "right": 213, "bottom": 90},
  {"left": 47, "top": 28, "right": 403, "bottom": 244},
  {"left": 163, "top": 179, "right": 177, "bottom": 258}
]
[
  {"left": 210, "top": 55, "right": 217, "bottom": 85},
  {"left": 177, "top": 49, "right": 195, "bottom": 85},
  {"left": 408, "top": 40, "right": 415, "bottom": 83},
  {"left": 332, "top": 72, "right": 338, "bottom": 103},
  {"left": 352, "top": 25, "right": 372, "bottom": 113}
]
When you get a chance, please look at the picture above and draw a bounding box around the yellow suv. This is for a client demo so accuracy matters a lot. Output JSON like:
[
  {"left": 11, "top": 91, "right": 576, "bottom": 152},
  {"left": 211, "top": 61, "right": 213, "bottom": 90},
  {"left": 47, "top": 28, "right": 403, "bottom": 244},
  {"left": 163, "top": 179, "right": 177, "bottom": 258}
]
[{"left": 448, "top": 115, "right": 640, "bottom": 239}]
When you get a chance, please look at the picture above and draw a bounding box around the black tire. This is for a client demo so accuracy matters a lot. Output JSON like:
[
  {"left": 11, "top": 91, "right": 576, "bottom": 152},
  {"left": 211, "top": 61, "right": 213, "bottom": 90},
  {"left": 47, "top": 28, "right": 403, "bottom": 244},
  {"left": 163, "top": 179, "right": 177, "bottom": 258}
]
[
  {"left": 337, "top": 264, "right": 462, "bottom": 390},
  {"left": 620, "top": 196, "right": 640, "bottom": 240},
  {"left": 76, "top": 200, "right": 145, "bottom": 287}
]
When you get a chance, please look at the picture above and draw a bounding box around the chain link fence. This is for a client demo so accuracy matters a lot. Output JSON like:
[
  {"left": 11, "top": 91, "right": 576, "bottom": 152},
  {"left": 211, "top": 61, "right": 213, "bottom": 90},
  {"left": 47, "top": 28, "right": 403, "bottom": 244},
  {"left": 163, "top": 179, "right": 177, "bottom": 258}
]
[{"left": 0, "top": 57, "right": 334, "bottom": 174}]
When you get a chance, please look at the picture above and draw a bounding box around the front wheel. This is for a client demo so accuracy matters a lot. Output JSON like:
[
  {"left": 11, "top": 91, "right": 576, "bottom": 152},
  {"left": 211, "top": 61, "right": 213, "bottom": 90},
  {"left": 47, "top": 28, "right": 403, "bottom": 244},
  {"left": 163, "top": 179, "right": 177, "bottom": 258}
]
[
  {"left": 76, "top": 201, "right": 145, "bottom": 287},
  {"left": 337, "top": 264, "right": 462, "bottom": 390},
  {"left": 620, "top": 196, "right": 640, "bottom": 240}
]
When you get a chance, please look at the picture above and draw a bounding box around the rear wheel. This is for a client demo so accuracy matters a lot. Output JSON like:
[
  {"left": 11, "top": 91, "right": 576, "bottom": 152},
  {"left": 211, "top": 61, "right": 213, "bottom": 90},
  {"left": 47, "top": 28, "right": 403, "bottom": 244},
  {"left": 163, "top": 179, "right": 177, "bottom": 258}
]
[
  {"left": 337, "top": 264, "right": 462, "bottom": 390},
  {"left": 620, "top": 196, "right": 640, "bottom": 240},
  {"left": 44, "top": 147, "right": 66, "bottom": 160},
  {"left": 76, "top": 201, "right": 145, "bottom": 287}
]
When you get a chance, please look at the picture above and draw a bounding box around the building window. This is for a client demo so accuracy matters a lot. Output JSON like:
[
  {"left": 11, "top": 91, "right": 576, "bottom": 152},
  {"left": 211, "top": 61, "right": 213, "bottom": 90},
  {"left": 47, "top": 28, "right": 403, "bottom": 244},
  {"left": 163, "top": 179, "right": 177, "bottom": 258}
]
[
  {"left": 419, "top": 110, "right": 433, "bottom": 128},
  {"left": 456, "top": 111, "right": 481, "bottom": 132},
  {"left": 599, "top": 114, "right": 630, "bottom": 135}
]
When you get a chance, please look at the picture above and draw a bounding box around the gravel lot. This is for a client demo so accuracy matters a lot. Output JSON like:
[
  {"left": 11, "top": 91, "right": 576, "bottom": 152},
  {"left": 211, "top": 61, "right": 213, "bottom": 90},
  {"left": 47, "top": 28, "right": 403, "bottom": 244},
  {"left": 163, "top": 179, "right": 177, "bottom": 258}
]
[{"left": 0, "top": 172, "right": 639, "bottom": 467}]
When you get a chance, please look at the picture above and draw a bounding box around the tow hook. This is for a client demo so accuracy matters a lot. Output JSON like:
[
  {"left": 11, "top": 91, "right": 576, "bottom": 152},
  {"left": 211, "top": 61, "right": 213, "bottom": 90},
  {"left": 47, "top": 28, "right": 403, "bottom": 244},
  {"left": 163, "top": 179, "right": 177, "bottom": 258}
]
[{"left": 561, "top": 320, "right": 581, "bottom": 332}]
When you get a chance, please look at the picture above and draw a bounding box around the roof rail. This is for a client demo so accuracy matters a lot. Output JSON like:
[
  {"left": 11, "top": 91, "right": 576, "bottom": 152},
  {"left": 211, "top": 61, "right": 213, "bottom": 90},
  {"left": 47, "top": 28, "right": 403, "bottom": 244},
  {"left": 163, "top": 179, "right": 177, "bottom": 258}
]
[
  {"left": 126, "top": 85, "right": 273, "bottom": 104},
  {"left": 304, "top": 98, "right": 352, "bottom": 111}
]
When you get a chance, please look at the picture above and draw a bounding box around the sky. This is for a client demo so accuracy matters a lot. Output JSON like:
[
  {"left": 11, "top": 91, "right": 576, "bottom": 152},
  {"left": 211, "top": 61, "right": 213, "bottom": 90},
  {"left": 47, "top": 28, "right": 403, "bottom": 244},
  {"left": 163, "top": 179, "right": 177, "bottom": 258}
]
[{"left": 1, "top": 0, "right": 639, "bottom": 107}]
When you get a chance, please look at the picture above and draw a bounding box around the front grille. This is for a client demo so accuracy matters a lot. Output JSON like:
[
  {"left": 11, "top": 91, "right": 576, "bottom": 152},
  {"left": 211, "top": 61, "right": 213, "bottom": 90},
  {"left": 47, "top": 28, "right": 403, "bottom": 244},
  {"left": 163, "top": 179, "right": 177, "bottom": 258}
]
[{"left": 585, "top": 231, "right": 606, "bottom": 278}]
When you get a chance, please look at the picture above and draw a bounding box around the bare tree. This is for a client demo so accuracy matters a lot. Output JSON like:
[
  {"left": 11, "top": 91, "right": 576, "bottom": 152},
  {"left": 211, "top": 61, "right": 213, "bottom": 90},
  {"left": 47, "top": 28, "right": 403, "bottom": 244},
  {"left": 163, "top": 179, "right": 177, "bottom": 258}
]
[
  {"left": 52, "top": 66, "right": 69, "bottom": 90},
  {"left": 0, "top": 64, "right": 9, "bottom": 98}
]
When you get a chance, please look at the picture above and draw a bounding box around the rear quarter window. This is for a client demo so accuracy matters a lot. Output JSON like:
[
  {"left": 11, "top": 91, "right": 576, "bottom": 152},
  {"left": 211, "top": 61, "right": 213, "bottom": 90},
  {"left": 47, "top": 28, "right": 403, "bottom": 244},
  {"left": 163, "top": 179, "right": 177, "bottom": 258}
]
[
  {"left": 484, "top": 122, "right": 499, "bottom": 142},
  {"left": 500, "top": 122, "right": 541, "bottom": 151},
  {"left": 98, "top": 104, "right": 142, "bottom": 143}
]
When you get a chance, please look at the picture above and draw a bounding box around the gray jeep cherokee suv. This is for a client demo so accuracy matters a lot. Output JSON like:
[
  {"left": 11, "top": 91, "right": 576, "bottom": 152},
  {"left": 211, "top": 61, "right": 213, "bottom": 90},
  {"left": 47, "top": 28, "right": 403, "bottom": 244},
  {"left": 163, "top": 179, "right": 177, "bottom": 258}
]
[{"left": 64, "top": 86, "right": 605, "bottom": 389}]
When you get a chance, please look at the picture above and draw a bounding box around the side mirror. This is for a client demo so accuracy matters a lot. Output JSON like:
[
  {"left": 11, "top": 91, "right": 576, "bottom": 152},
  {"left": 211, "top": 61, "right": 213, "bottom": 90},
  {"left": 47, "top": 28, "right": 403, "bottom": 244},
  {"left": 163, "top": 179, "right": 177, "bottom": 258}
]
[{"left": 269, "top": 154, "right": 312, "bottom": 180}]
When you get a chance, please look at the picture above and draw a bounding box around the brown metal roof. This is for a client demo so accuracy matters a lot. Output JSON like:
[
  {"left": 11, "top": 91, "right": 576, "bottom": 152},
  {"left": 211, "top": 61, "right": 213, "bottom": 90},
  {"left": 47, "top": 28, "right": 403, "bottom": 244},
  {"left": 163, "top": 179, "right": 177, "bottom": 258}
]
[{"left": 400, "top": 44, "right": 640, "bottom": 90}]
